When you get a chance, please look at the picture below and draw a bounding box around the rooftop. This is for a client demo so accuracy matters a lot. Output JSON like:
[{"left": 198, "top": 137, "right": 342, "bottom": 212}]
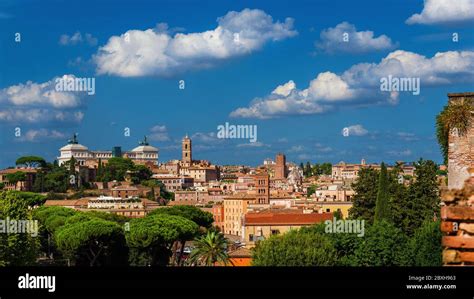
[{"left": 244, "top": 212, "right": 333, "bottom": 226}]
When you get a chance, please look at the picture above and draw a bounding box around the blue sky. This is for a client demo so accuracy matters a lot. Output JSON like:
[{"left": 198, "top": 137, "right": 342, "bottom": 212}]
[{"left": 1, "top": 0, "right": 473, "bottom": 168}]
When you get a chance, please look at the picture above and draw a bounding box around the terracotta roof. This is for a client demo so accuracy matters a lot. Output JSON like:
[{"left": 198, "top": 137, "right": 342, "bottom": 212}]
[
  {"left": 244, "top": 212, "right": 333, "bottom": 226},
  {"left": 0, "top": 168, "right": 38, "bottom": 174},
  {"left": 229, "top": 247, "right": 252, "bottom": 258},
  {"left": 141, "top": 199, "right": 160, "bottom": 206},
  {"left": 168, "top": 200, "right": 200, "bottom": 206},
  {"left": 44, "top": 200, "right": 83, "bottom": 207},
  {"left": 224, "top": 193, "right": 256, "bottom": 200}
]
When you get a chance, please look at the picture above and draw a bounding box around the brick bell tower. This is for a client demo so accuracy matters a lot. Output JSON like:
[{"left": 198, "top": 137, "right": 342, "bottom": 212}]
[{"left": 182, "top": 134, "right": 192, "bottom": 167}]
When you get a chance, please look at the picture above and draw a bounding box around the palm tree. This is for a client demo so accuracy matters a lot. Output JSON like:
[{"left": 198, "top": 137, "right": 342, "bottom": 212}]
[{"left": 188, "top": 231, "right": 232, "bottom": 266}]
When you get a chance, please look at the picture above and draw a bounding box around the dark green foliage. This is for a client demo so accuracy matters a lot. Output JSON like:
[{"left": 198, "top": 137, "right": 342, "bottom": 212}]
[
  {"left": 15, "top": 156, "right": 46, "bottom": 168},
  {"left": 97, "top": 157, "right": 134, "bottom": 182},
  {"left": 188, "top": 231, "right": 231, "bottom": 266},
  {"left": 304, "top": 162, "right": 312, "bottom": 177},
  {"left": 403, "top": 159, "right": 440, "bottom": 236},
  {"left": 42, "top": 167, "right": 69, "bottom": 193},
  {"left": 312, "top": 163, "right": 332, "bottom": 176},
  {"left": 126, "top": 214, "right": 199, "bottom": 266},
  {"left": 408, "top": 220, "right": 442, "bottom": 266},
  {"left": 6, "top": 171, "right": 27, "bottom": 184},
  {"left": 349, "top": 168, "right": 379, "bottom": 222},
  {"left": 351, "top": 221, "right": 410, "bottom": 266},
  {"left": 149, "top": 205, "right": 214, "bottom": 228},
  {"left": 436, "top": 99, "right": 472, "bottom": 164},
  {"left": 131, "top": 165, "right": 152, "bottom": 184},
  {"left": 55, "top": 218, "right": 128, "bottom": 266},
  {"left": 307, "top": 184, "right": 317, "bottom": 197},
  {"left": 9, "top": 191, "right": 46, "bottom": 207},
  {"left": 0, "top": 191, "right": 40, "bottom": 266},
  {"left": 252, "top": 230, "right": 337, "bottom": 266},
  {"left": 374, "top": 163, "right": 391, "bottom": 223},
  {"left": 252, "top": 228, "right": 338, "bottom": 266}
]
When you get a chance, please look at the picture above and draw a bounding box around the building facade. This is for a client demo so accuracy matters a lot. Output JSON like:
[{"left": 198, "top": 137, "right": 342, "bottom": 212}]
[{"left": 57, "top": 134, "right": 158, "bottom": 167}]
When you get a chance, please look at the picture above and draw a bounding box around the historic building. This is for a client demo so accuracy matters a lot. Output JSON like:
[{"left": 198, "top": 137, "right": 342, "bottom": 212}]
[
  {"left": 57, "top": 134, "right": 159, "bottom": 167},
  {"left": 274, "top": 153, "right": 287, "bottom": 179},
  {"left": 178, "top": 135, "right": 220, "bottom": 183}
]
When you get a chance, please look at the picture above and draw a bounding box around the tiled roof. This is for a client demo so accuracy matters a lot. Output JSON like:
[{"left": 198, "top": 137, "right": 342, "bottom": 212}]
[
  {"left": 0, "top": 168, "right": 38, "bottom": 174},
  {"left": 229, "top": 247, "right": 252, "bottom": 258},
  {"left": 224, "top": 193, "right": 256, "bottom": 200},
  {"left": 244, "top": 212, "right": 332, "bottom": 226},
  {"left": 44, "top": 200, "right": 85, "bottom": 207}
]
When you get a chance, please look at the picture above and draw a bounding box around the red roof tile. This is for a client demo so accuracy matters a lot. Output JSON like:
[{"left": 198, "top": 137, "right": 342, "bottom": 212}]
[{"left": 244, "top": 212, "right": 332, "bottom": 226}]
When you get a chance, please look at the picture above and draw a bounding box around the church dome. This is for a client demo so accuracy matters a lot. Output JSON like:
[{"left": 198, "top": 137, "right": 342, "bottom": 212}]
[{"left": 60, "top": 143, "right": 89, "bottom": 151}]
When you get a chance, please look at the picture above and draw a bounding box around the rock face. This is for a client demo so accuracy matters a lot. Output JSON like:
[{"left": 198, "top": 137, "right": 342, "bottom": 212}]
[
  {"left": 447, "top": 93, "right": 474, "bottom": 190},
  {"left": 442, "top": 168, "right": 474, "bottom": 265}
]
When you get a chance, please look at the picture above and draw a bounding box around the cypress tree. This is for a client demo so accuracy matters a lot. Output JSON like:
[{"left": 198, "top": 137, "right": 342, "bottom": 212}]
[
  {"left": 97, "top": 158, "right": 103, "bottom": 180},
  {"left": 374, "top": 162, "right": 391, "bottom": 223}
]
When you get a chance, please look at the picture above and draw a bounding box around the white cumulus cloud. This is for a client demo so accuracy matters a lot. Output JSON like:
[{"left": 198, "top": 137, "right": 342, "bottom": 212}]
[
  {"left": 316, "top": 22, "right": 396, "bottom": 53},
  {"left": 17, "top": 129, "right": 66, "bottom": 142},
  {"left": 148, "top": 125, "right": 170, "bottom": 141},
  {"left": 94, "top": 9, "right": 297, "bottom": 77},
  {"left": 406, "top": 0, "right": 474, "bottom": 25},
  {"left": 0, "top": 75, "right": 88, "bottom": 124},
  {"left": 230, "top": 49, "right": 474, "bottom": 119},
  {"left": 342, "top": 125, "right": 368, "bottom": 136},
  {"left": 59, "top": 32, "right": 98, "bottom": 46}
]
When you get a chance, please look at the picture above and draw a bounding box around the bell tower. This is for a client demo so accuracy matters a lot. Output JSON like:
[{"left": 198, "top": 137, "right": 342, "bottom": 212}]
[{"left": 182, "top": 134, "right": 192, "bottom": 167}]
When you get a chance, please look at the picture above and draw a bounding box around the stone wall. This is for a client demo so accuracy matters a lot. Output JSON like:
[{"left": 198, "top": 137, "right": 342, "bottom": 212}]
[
  {"left": 447, "top": 92, "right": 474, "bottom": 189},
  {"left": 441, "top": 168, "right": 474, "bottom": 265}
]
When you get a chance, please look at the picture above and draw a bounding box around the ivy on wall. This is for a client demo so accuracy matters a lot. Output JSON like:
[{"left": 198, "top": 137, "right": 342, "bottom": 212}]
[{"left": 436, "top": 99, "right": 473, "bottom": 165}]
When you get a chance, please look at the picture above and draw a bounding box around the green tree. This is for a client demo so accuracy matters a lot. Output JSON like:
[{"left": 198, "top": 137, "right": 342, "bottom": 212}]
[
  {"left": 6, "top": 171, "right": 27, "bottom": 184},
  {"left": 149, "top": 205, "right": 214, "bottom": 228},
  {"left": 131, "top": 164, "right": 152, "bottom": 184},
  {"left": 15, "top": 156, "right": 46, "bottom": 168},
  {"left": 408, "top": 220, "right": 442, "bottom": 266},
  {"left": 101, "top": 157, "right": 135, "bottom": 182},
  {"left": 351, "top": 221, "right": 410, "bottom": 266},
  {"left": 149, "top": 205, "right": 214, "bottom": 264},
  {"left": 252, "top": 228, "right": 338, "bottom": 266},
  {"left": 307, "top": 184, "right": 318, "bottom": 197},
  {"left": 96, "top": 159, "right": 104, "bottom": 182},
  {"left": 188, "top": 231, "right": 231, "bottom": 266},
  {"left": 0, "top": 191, "right": 40, "bottom": 266},
  {"left": 349, "top": 168, "right": 379, "bottom": 222},
  {"left": 43, "top": 167, "right": 69, "bottom": 193},
  {"left": 374, "top": 163, "right": 391, "bottom": 223},
  {"left": 402, "top": 159, "right": 440, "bottom": 235},
  {"left": 305, "top": 162, "right": 312, "bottom": 177},
  {"left": 126, "top": 214, "right": 199, "bottom": 266},
  {"left": 322, "top": 163, "right": 332, "bottom": 175},
  {"left": 55, "top": 218, "right": 127, "bottom": 266}
]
